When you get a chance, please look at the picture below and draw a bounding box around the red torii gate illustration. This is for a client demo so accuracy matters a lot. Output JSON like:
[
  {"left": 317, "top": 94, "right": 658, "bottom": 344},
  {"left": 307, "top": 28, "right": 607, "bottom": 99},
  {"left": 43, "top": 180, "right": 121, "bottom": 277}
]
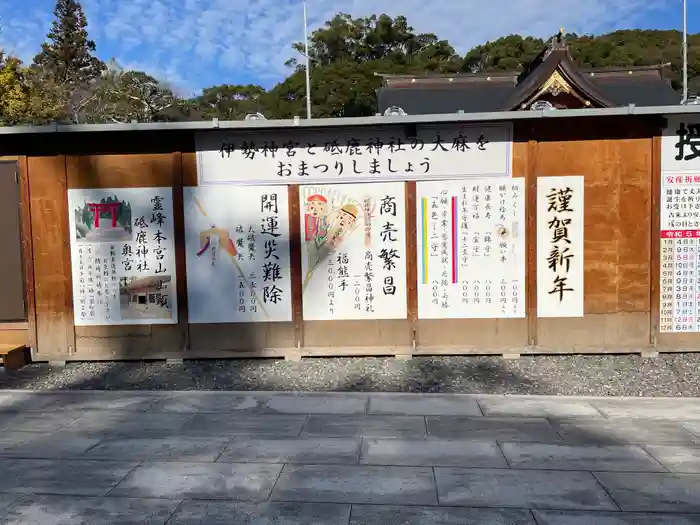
[{"left": 87, "top": 202, "right": 121, "bottom": 228}]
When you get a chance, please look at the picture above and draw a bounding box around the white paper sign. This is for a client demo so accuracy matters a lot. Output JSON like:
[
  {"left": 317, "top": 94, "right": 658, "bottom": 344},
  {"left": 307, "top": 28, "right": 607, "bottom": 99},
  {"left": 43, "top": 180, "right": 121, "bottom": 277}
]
[
  {"left": 416, "top": 179, "right": 526, "bottom": 319},
  {"left": 184, "top": 185, "right": 292, "bottom": 323},
  {"left": 659, "top": 173, "right": 700, "bottom": 332},
  {"left": 300, "top": 182, "right": 407, "bottom": 320},
  {"left": 662, "top": 116, "right": 700, "bottom": 172},
  {"left": 536, "top": 176, "right": 584, "bottom": 318},
  {"left": 197, "top": 122, "right": 512, "bottom": 185},
  {"left": 68, "top": 187, "right": 178, "bottom": 326}
]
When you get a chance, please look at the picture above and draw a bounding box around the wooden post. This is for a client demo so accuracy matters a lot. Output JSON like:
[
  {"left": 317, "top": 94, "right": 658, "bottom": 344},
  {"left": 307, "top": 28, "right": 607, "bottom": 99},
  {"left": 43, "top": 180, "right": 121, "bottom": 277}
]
[
  {"left": 17, "top": 156, "right": 37, "bottom": 352},
  {"left": 288, "top": 185, "right": 304, "bottom": 353},
  {"left": 526, "top": 139, "right": 539, "bottom": 347},
  {"left": 405, "top": 181, "right": 418, "bottom": 356},
  {"left": 171, "top": 152, "right": 190, "bottom": 351},
  {"left": 29, "top": 155, "right": 75, "bottom": 357},
  {"left": 650, "top": 132, "right": 661, "bottom": 348}
]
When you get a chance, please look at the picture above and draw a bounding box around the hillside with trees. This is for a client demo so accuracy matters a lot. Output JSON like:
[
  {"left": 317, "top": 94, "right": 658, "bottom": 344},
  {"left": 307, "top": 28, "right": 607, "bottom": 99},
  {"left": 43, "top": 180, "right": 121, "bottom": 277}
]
[{"left": 0, "top": 0, "right": 698, "bottom": 125}]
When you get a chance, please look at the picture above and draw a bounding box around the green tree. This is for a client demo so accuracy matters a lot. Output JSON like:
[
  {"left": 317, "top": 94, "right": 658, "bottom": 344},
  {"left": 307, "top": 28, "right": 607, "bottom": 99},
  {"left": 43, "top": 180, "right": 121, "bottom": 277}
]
[
  {"left": 79, "top": 62, "right": 180, "bottom": 123},
  {"left": 461, "top": 34, "right": 546, "bottom": 73},
  {"left": 33, "top": 0, "right": 104, "bottom": 85},
  {"left": 288, "top": 13, "right": 459, "bottom": 69},
  {"left": 30, "top": 0, "right": 105, "bottom": 122},
  {"left": 274, "top": 13, "right": 461, "bottom": 119},
  {"left": 0, "top": 52, "right": 30, "bottom": 125},
  {"left": 568, "top": 30, "right": 700, "bottom": 91},
  {"left": 193, "top": 84, "right": 267, "bottom": 120}
]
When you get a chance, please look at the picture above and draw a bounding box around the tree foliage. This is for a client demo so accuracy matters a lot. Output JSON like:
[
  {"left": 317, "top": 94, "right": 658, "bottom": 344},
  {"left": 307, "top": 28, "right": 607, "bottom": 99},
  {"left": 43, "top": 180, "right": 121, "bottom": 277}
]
[
  {"left": 1, "top": 5, "right": 700, "bottom": 126},
  {"left": 28, "top": 0, "right": 105, "bottom": 122},
  {"left": 0, "top": 52, "right": 29, "bottom": 124},
  {"left": 32, "top": 0, "right": 104, "bottom": 86},
  {"left": 80, "top": 62, "right": 179, "bottom": 123}
]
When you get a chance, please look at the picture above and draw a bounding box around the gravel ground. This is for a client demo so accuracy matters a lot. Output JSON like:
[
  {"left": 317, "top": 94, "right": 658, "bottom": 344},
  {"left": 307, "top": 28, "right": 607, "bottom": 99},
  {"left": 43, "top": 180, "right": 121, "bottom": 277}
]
[{"left": 2, "top": 354, "right": 700, "bottom": 396}]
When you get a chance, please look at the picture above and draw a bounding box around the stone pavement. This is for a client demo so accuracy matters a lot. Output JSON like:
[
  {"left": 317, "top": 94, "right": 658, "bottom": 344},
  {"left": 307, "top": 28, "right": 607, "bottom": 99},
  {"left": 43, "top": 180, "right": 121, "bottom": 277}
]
[{"left": 1, "top": 391, "right": 700, "bottom": 523}]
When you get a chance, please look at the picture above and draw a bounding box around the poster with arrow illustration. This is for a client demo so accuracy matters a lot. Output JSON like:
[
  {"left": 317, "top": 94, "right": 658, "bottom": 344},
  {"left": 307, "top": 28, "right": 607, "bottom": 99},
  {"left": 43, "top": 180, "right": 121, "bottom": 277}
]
[{"left": 184, "top": 185, "right": 292, "bottom": 323}]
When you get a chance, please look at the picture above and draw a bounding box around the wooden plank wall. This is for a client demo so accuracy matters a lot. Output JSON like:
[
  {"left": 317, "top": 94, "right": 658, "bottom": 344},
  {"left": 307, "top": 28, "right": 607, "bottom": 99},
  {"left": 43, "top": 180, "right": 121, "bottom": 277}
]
[
  {"left": 413, "top": 129, "right": 530, "bottom": 355},
  {"left": 19, "top": 115, "right": 686, "bottom": 360},
  {"left": 28, "top": 156, "right": 75, "bottom": 358},
  {"left": 181, "top": 154, "right": 296, "bottom": 356},
  {"left": 0, "top": 156, "right": 34, "bottom": 349},
  {"left": 64, "top": 153, "right": 188, "bottom": 360},
  {"left": 529, "top": 118, "right": 653, "bottom": 352}
]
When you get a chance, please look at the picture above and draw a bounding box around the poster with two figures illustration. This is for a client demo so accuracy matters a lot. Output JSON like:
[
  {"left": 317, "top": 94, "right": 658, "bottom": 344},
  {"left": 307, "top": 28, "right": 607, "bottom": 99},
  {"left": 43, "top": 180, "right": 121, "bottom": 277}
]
[{"left": 300, "top": 182, "right": 408, "bottom": 321}]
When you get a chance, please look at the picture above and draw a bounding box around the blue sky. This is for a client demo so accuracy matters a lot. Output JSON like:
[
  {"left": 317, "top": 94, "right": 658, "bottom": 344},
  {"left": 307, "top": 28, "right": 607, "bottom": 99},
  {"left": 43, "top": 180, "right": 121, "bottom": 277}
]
[{"left": 1, "top": 0, "right": 698, "bottom": 96}]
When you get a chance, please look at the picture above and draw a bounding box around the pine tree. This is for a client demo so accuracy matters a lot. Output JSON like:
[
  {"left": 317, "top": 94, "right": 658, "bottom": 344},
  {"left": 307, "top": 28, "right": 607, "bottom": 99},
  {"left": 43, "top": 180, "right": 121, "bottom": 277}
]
[{"left": 32, "top": 0, "right": 104, "bottom": 87}]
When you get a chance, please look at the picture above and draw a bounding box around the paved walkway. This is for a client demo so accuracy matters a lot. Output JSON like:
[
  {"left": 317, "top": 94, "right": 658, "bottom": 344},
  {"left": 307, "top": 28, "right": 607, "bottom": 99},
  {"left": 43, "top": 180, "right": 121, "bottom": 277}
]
[{"left": 1, "top": 392, "right": 700, "bottom": 524}]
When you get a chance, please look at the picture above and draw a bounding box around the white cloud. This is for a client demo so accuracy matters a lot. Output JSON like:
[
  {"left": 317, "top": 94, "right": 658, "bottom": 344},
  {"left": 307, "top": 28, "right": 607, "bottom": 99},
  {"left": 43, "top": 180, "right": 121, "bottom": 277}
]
[{"left": 0, "top": 0, "right": 675, "bottom": 91}]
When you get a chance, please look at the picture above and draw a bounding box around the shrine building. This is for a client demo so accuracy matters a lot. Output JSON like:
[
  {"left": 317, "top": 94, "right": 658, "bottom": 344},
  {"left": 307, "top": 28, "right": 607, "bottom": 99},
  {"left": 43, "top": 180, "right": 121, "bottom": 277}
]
[{"left": 377, "top": 31, "right": 681, "bottom": 115}]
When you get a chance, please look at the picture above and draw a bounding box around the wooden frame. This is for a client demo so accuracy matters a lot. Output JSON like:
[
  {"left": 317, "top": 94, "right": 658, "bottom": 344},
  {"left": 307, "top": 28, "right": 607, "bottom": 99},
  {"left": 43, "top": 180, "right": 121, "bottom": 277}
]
[
  {"left": 3, "top": 114, "right": 690, "bottom": 361},
  {"left": 0, "top": 156, "right": 37, "bottom": 352}
]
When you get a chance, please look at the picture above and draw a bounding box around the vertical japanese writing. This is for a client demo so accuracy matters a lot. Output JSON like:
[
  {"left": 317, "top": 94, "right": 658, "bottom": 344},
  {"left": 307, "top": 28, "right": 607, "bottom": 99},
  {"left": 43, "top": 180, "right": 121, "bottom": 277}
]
[
  {"left": 545, "top": 186, "right": 575, "bottom": 302},
  {"left": 86, "top": 245, "right": 95, "bottom": 319},
  {"left": 535, "top": 176, "right": 583, "bottom": 318},
  {"left": 379, "top": 195, "right": 399, "bottom": 298},
  {"left": 261, "top": 192, "right": 283, "bottom": 307},
  {"left": 78, "top": 247, "right": 86, "bottom": 320},
  {"left": 363, "top": 198, "right": 375, "bottom": 313},
  {"left": 328, "top": 254, "right": 336, "bottom": 316},
  {"left": 151, "top": 195, "right": 168, "bottom": 276}
]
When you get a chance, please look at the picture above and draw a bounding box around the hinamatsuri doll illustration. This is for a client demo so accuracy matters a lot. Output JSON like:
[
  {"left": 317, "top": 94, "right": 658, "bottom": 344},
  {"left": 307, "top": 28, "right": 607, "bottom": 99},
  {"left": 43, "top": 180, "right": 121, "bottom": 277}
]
[
  {"left": 192, "top": 196, "right": 269, "bottom": 318},
  {"left": 302, "top": 187, "right": 362, "bottom": 292}
]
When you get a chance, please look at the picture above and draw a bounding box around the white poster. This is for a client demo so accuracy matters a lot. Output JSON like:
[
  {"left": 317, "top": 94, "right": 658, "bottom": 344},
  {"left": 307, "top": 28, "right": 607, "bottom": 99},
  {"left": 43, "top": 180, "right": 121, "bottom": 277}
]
[
  {"left": 68, "top": 187, "right": 178, "bottom": 326},
  {"left": 197, "top": 122, "right": 512, "bottom": 185},
  {"left": 661, "top": 116, "right": 700, "bottom": 172},
  {"left": 416, "top": 179, "right": 526, "bottom": 319},
  {"left": 536, "top": 176, "right": 584, "bottom": 318},
  {"left": 184, "top": 185, "right": 292, "bottom": 323},
  {"left": 659, "top": 173, "right": 700, "bottom": 332},
  {"left": 300, "top": 182, "right": 407, "bottom": 320}
]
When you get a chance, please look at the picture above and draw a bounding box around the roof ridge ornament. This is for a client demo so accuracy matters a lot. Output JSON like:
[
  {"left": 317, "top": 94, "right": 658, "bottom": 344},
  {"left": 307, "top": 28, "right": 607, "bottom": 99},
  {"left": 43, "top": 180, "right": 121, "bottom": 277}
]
[{"left": 544, "top": 28, "right": 567, "bottom": 59}]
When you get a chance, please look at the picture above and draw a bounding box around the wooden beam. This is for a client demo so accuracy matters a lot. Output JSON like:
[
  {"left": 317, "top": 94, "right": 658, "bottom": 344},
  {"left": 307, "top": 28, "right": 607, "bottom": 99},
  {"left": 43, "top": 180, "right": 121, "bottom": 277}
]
[
  {"left": 526, "top": 139, "right": 539, "bottom": 346},
  {"left": 650, "top": 132, "right": 661, "bottom": 346}
]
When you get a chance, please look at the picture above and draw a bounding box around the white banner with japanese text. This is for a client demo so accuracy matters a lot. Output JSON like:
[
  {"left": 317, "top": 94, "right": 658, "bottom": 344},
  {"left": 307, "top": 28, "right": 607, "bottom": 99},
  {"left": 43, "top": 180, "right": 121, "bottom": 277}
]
[
  {"left": 536, "top": 176, "right": 584, "bottom": 318},
  {"left": 196, "top": 122, "right": 513, "bottom": 185},
  {"left": 184, "top": 185, "right": 292, "bottom": 323},
  {"left": 300, "top": 182, "right": 407, "bottom": 320},
  {"left": 68, "top": 187, "right": 178, "bottom": 326},
  {"left": 416, "top": 179, "right": 526, "bottom": 319},
  {"left": 662, "top": 116, "right": 700, "bottom": 172},
  {"left": 659, "top": 172, "right": 700, "bottom": 333},
  {"left": 660, "top": 117, "right": 700, "bottom": 332}
]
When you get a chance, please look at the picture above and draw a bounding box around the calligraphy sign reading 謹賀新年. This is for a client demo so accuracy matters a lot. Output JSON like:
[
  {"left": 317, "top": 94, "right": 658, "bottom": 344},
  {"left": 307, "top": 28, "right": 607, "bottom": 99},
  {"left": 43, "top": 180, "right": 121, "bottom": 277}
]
[{"left": 536, "top": 176, "right": 584, "bottom": 318}]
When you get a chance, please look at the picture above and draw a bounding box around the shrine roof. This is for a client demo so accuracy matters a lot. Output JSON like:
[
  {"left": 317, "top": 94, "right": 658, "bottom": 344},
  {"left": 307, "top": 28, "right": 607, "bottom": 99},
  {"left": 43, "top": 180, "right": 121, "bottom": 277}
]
[{"left": 376, "top": 32, "right": 679, "bottom": 114}]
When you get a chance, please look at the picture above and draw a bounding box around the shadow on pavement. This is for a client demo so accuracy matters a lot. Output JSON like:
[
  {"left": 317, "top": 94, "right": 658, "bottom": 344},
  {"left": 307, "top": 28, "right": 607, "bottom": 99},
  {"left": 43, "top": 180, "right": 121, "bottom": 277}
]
[{"left": 0, "top": 360, "right": 700, "bottom": 524}]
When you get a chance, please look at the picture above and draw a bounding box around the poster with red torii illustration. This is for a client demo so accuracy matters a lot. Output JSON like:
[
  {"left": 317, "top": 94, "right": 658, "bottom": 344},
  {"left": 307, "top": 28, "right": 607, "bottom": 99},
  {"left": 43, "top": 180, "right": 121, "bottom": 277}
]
[{"left": 68, "top": 187, "right": 178, "bottom": 326}]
